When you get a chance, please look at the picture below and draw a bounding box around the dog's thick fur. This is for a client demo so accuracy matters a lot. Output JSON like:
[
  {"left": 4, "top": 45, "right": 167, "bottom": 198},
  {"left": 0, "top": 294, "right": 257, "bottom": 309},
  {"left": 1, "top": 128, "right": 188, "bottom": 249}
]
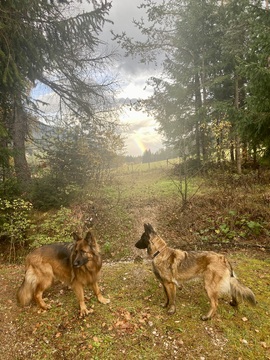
[
  {"left": 135, "top": 223, "right": 256, "bottom": 320},
  {"left": 17, "top": 231, "right": 110, "bottom": 316}
]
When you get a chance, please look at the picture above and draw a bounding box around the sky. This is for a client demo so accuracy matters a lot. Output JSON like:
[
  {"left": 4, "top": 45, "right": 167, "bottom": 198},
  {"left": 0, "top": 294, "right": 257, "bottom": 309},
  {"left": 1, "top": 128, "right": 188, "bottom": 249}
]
[
  {"left": 99, "top": 0, "right": 164, "bottom": 156},
  {"left": 33, "top": 0, "right": 164, "bottom": 157}
]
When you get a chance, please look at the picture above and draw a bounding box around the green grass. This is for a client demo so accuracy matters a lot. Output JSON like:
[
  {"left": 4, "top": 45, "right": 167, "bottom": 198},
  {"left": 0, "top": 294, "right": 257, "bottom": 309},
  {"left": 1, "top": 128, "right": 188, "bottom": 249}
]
[
  {"left": 3, "top": 254, "right": 269, "bottom": 360},
  {"left": 2, "top": 160, "right": 270, "bottom": 359},
  {"left": 114, "top": 158, "right": 180, "bottom": 175},
  {"left": 105, "top": 166, "right": 202, "bottom": 203}
]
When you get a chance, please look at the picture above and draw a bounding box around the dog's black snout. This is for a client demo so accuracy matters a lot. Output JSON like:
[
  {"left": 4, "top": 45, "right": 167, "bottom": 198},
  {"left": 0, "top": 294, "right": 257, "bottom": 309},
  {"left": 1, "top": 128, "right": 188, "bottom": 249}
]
[
  {"left": 135, "top": 232, "right": 149, "bottom": 249},
  {"left": 135, "top": 238, "right": 147, "bottom": 249},
  {"left": 73, "top": 255, "right": 89, "bottom": 268},
  {"left": 73, "top": 260, "right": 80, "bottom": 267},
  {"left": 135, "top": 239, "right": 144, "bottom": 249}
]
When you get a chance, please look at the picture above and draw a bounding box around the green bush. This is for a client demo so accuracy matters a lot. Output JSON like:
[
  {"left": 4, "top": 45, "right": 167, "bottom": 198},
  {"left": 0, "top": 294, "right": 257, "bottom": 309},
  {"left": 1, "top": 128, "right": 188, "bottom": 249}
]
[
  {"left": 30, "top": 176, "right": 79, "bottom": 210},
  {"left": 0, "top": 178, "right": 21, "bottom": 199},
  {"left": 0, "top": 198, "right": 32, "bottom": 261},
  {"left": 29, "top": 207, "right": 81, "bottom": 248}
]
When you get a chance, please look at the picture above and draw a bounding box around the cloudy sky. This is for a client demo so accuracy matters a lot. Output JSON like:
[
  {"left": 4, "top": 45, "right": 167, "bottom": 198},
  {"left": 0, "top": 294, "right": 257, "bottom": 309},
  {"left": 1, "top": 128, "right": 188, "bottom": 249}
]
[
  {"left": 34, "top": 0, "right": 164, "bottom": 156},
  {"left": 99, "top": 0, "right": 164, "bottom": 156}
]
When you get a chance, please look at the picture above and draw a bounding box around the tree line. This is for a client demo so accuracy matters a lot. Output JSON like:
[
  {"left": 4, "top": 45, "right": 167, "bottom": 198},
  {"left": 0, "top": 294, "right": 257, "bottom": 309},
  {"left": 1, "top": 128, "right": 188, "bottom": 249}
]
[
  {"left": 115, "top": 0, "right": 270, "bottom": 173},
  {"left": 125, "top": 147, "right": 179, "bottom": 164}
]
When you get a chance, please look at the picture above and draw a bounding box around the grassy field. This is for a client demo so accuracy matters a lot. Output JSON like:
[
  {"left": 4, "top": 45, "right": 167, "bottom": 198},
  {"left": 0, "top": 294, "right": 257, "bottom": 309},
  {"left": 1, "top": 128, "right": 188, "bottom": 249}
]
[
  {"left": 114, "top": 158, "right": 180, "bottom": 174},
  {"left": 1, "top": 161, "right": 270, "bottom": 359},
  {"left": 1, "top": 253, "right": 269, "bottom": 360}
]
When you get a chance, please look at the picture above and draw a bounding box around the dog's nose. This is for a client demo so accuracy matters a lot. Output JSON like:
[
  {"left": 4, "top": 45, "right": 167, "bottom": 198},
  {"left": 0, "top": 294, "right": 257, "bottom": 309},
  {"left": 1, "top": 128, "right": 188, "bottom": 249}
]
[{"left": 73, "top": 260, "right": 80, "bottom": 267}]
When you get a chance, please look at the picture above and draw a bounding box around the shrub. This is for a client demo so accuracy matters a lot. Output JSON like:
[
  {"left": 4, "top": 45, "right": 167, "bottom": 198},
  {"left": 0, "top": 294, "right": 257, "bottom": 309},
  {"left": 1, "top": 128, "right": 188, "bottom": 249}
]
[
  {"left": 30, "top": 176, "right": 79, "bottom": 210},
  {"left": 0, "top": 198, "right": 32, "bottom": 261},
  {"left": 28, "top": 207, "right": 82, "bottom": 248}
]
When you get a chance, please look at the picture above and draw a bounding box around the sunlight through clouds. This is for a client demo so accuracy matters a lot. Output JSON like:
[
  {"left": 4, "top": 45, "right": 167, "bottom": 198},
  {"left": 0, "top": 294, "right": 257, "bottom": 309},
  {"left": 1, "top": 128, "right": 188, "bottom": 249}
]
[
  {"left": 119, "top": 107, "right": 163, "bottom": 156},
  {"left": 31, "top": 0, "right": 165, "bottom": 156}
]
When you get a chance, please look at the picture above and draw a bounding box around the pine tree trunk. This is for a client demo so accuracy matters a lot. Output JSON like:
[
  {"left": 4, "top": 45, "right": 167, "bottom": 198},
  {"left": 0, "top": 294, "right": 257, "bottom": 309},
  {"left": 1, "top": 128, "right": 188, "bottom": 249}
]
[
  {"left": 235, "top": 135, "right": 242, "bottom": 174},
  {"left": 234, "top": 75, "right": 242, "bottom": 174},
  {"left": 201, "top": 54, "right": 208, "bottom": 164},
  {"left": 194, "top": 71, "right": 202, "bottom": 166},
  {"left": 230, "top": 140, "right": 235, "bottom": 162},
  {"left": 13, "top": 99, "right": 31, "bottom": 189}
]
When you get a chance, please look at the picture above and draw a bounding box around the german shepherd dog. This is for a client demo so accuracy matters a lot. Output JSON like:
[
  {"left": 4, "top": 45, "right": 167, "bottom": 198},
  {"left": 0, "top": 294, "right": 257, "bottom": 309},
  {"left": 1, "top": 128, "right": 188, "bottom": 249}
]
[
  {"left": 135, "top": 223, "right": 256, "bottom": 320},
  {"left": 17, "top": 231, "right": 110, "bottom": 316}
]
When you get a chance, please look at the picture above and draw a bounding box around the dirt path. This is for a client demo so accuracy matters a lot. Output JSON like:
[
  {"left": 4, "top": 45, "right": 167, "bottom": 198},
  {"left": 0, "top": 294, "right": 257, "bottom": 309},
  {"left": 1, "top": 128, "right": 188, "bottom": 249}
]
[{"left": 0, "top": 265, "right": 26, "bottom": 359}]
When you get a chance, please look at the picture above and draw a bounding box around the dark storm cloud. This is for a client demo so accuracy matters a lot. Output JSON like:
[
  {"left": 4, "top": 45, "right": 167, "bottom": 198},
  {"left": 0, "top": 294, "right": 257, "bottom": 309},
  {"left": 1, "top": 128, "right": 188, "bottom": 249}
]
[{"left": 101, "top": 0, "right": 160, "bottom": 76}]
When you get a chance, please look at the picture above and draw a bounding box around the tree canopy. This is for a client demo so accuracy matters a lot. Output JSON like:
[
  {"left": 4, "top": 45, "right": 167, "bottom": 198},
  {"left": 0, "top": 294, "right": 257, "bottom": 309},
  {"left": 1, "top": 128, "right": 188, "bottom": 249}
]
[
  {"left": 0, "top": 0, "right": 120, "bottom": 190},
  {"left": 115, "top": 0, "right": 270, "bottom": 172},
  {"left": 1, "top": 0, "right": 113, "bottom": 111}
]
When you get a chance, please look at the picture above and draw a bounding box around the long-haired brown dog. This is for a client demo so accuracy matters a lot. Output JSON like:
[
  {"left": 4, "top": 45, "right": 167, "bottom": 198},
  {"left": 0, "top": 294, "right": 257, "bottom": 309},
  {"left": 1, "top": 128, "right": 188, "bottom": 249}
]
[
  {"left": 17, "top": 231, "right": 110, "bottom": 316},
  {"left": 135, "top": 223, "right": 256, "bottom": 320}
]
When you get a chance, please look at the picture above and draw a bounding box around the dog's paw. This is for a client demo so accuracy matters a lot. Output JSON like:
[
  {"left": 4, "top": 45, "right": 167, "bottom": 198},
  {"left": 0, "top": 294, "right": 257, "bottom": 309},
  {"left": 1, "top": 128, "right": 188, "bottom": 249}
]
[
  {"left": 98, "top": 296, "right": 110, "bottom": 305},
  {"left": 79, "top": 304, "right": 92, "bottom": 317},
  {"left": 167, "top": 305, "right": 176, "bottom": 314},
  {"left": 79, "top": 308, "right": 90, "bottom": 317},
  {"left": 229, "top": 299, "right": 238, "bottom": 307},
  {"left": 39, "top": 303, "right": 51, "bottom": 310}
]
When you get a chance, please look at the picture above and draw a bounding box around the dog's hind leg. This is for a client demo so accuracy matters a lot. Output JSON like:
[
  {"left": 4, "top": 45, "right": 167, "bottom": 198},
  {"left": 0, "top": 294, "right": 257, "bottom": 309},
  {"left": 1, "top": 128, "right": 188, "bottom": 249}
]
[
  {"left": 34, "top": 266, "right": 54, "bottom": 310},
  {"left": 201, "top": 291, "right": 218, "bottom": 321},
  {"left": 202, "top": 274, "right": 219, "bottom": 320},
  {"left": 35, "top": 286, "right": 50, "bottom": 310},
  {"left": 162, "top": 281, "right": 177, "bottom": 314},
  {"left": 34, "top": 278, "right": 53, "bottom": 310}
]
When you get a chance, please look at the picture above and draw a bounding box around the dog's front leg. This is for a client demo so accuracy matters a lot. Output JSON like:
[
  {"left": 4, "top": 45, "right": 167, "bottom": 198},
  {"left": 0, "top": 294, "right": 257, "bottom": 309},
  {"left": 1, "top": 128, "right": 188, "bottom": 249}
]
[
  {"left": 91, "top": 282, "right": 110, "bottom": 305},
  {"left": 162, "top": 282, "right": 176, "bottom": 314},
  {"left": 72, "top": 281, "right": 89, "bottom": 317},
  {"left": 161, "top": 283, "right": 170, "bottom": 308}
]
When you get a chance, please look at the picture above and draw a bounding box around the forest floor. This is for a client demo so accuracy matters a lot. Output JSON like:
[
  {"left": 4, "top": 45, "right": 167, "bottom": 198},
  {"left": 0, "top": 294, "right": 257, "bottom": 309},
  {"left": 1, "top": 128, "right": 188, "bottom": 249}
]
[{"left": 1, "top": 166, "right": 270, "bottom": 359}]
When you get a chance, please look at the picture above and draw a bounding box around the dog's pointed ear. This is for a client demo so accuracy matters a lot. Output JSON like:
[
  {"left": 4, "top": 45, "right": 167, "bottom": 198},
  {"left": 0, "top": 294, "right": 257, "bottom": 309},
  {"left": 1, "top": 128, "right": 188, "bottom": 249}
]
[
  {"left": 85, "top": 230, "right": 98, "bottom": 247},
  {"left": 72, "top": 232, "right": 81, "bottom": 242},
  {"left": 144, "top": 223, "right": 155, "bottom": 234},
  {"left": 144, "top": 223, "right": 150, "bottom": 233},
  {"left": 85, "top": 230, "right": 94, "bottom": 243}
]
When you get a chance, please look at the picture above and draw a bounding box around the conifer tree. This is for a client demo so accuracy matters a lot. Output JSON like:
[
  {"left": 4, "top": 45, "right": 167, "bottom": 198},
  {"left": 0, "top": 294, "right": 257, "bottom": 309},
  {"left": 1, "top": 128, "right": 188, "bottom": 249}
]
[{"left": 0, "top": 0, "right": 113, "bottom": 189}]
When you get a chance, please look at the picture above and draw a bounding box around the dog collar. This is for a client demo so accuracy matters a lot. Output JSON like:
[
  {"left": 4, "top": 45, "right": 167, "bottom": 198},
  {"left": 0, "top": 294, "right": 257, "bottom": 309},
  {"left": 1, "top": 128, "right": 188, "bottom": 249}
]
[
  {"left": 152, "top": 245, "right": 167, "bottom": 259},
  {"left": 152, "top": 250, "right": 160, "bottom": 258}
]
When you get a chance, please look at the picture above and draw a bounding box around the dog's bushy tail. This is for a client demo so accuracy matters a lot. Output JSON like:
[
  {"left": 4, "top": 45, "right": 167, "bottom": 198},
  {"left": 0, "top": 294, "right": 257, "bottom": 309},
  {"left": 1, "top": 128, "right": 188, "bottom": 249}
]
[
  {"left": 230, "top": 276, "right": 256, "bottom": 306},
  {"left": 17, "top": 266, "right": 37, "bottom": 307}
]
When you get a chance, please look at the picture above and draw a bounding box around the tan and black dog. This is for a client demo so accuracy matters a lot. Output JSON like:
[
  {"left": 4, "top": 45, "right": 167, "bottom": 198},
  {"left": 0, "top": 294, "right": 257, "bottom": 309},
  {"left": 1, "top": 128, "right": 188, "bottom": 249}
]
[
  {"left": 135, "top": 223, "right": 256, "bottom": 320},
  {"left": 17, "top": 231, "right": 110, "bottom": 316}
]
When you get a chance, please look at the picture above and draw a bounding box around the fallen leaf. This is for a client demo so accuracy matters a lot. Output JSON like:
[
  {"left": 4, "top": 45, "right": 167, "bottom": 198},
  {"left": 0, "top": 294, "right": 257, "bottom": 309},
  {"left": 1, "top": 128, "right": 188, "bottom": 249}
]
[{"left": 93, "top": 336, "right": 99, "bottom": 343}]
